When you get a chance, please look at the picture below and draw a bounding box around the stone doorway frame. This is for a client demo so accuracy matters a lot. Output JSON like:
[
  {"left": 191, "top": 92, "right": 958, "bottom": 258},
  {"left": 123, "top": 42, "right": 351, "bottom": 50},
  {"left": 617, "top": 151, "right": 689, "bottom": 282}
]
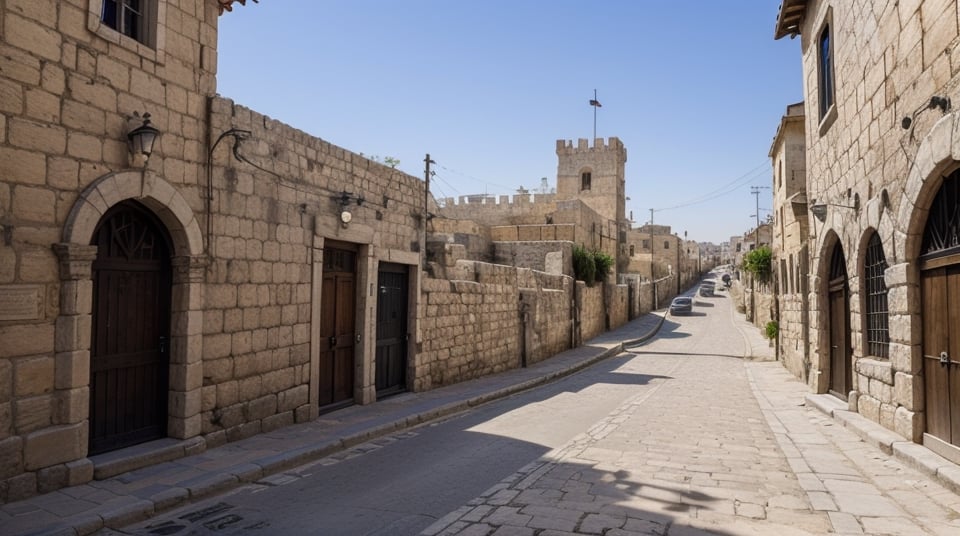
[{"left": 55, "top": 170, "right": 206, "bottom": 458}]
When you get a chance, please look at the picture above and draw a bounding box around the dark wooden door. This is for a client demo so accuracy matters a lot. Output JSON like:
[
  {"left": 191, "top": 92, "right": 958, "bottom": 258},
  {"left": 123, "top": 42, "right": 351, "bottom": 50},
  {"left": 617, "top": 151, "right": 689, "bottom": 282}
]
[
  {"left": 89, "top": 202, "right": 171, "bottom": 455},
  {"left": 827, "top": 244, "right": 850, "bottom": 400},
  {"left": 318, "top": 247, "right": 356, "bottom": 409},
  {"left": 828, "top": 286, "right": 851, "bottom": 399},
  {"left": 922, "top": 265, "right": 960, "bottom": 446},
  {"left": 376, "top": 264, "right": 408, "bottom": 397}
]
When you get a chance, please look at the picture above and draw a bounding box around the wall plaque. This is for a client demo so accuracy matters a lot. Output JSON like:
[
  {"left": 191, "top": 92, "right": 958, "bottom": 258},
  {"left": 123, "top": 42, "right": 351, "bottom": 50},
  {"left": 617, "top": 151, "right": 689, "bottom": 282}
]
[{"left": 0, "top": 285, "right": 44, "bottom": 321}]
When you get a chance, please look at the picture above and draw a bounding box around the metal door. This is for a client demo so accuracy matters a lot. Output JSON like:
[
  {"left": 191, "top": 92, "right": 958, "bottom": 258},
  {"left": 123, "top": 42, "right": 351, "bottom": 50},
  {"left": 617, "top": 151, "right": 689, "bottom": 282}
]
[
  {"left": 376, "top": 264, "right": 408, "bottom": 396},
  {"left": 318, "top": 247, "right": 356, "bottom": 409},
  {"left": 89, "top": 202, "right": 171, "bottom": 454}
]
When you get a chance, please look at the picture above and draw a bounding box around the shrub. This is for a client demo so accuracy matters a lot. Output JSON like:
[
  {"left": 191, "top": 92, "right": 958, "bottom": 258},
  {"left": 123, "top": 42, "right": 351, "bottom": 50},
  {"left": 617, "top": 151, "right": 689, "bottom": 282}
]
[
  {"left": 742, "top": 246, "right": 773, "bottom": 284},
  {"left": 592, "top": 250, "right": 615, "bottom": 282},
  {"left": 765, "top": 320, "right": 779, "bottom": 340},
  {"left": 572, "top": 245, "right": 596, "bottom": 285}
]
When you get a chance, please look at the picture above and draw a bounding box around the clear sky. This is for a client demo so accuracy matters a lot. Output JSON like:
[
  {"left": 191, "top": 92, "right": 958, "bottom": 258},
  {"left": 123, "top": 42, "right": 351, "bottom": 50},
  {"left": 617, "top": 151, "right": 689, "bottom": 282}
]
[{"left": 217, "top": 2, "right": 802, "bottom": 244}]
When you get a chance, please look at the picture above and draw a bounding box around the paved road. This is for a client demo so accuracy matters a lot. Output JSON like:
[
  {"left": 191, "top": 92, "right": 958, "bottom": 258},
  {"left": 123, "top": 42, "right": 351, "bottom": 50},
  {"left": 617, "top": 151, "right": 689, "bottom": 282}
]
[{"left": 105, "top": 288, "right": 960, "bottom": 535}]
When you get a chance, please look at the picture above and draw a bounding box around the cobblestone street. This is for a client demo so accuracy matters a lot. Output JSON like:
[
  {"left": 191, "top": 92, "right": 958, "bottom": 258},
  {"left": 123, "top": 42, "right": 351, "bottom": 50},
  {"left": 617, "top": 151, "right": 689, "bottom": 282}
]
[{"left": 423, "top": 298, "right": 960, "bottom": 536}]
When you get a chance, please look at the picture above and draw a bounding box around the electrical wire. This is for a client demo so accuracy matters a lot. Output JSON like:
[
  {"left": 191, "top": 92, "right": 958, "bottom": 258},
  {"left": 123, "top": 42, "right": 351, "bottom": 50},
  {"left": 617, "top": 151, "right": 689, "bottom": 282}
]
[{"left": 651, "top": 162, "right": 772, "bottom": 212}]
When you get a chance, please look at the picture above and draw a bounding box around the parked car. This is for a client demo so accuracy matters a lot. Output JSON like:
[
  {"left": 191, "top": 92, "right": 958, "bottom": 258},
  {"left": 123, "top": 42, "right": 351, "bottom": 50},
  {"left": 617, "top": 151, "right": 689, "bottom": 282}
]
[
  {"left": 669, "top": 296, "right": 693, "bottom": 315},
  {"left": 699, "top": 281, "right": 715, "bottom": 297}
]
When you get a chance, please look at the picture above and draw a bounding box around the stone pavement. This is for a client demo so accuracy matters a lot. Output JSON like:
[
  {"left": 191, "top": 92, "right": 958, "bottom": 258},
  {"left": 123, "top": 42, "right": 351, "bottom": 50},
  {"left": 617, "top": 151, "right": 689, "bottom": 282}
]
[
  {"left": 4, "top": 295, "right": 960, "bottom": 535},
  {"left": 420, "top": 298, "right": 960, "bottom": 536}
]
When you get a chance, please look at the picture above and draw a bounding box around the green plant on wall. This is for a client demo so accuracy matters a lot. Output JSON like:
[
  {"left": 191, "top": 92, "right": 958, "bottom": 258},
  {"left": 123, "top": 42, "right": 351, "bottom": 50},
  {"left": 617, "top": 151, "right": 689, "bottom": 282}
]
[
  {"left": 573, "top": 245, "right": 596, "bottom": 285},
  {"left": 742, "top": 246, "right": 773, "bottom": 284},
  {"left": 593, "top": 250, "right": 614, "bottom": 282},
  {"left": 765, "top": 320, "right": 779, "bottom": 340}
]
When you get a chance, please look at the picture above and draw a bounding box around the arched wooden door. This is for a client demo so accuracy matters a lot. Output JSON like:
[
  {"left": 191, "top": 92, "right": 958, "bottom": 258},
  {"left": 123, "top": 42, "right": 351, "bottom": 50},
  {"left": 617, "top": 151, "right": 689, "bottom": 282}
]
[
  {"left": 828, "top": 243, "right": 851, "bottom": 399},
  {"left": 921, "top": 170, "right": 960, "bottom": 449},
  {"left": 89, "top": 201, "right": 172, "bottom": 454}
]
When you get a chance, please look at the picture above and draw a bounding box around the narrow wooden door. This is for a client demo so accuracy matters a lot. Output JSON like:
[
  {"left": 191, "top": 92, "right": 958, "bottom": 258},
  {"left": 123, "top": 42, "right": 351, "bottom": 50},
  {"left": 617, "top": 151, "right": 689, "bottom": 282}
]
[
  {"left": 827, "top": 244, "right": 850, "bottom": 400},
  {"left": 828, "top": 286, "right": 850, "bottom": 399},
  {"left": 318, "top": 247, "right": 356, "bottom": 409},
  {"left": 376, "top": 264, "right": 408, "bottom": 397},
  {"left": 89, "top": 202, "right": 171, "bottom": 454},
  {"left": 923, "top": 265, "right": 960, "bottom": 446}
]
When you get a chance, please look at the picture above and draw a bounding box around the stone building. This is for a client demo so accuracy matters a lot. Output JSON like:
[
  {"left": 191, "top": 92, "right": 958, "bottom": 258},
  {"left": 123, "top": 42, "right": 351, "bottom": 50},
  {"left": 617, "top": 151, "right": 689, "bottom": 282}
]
[
  {"left": 770, "top": 102, "right": 810, "bottom": 382},
  {"left": 0, "top": 0, "right": 434, "bottom": 501},
  {"left": 437, "top": 138, "right": 627, "bottom": 273},
  {"left": 774, "top": 0, "right": 960, "bottom": 463},
  {"left": 0, "top": 0, "right": 663, "bottom": 502}
]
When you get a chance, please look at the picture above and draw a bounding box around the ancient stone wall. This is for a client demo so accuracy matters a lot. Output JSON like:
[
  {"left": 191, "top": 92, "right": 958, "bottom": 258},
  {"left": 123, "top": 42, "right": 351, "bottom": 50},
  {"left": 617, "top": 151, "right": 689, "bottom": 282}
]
[
  {"left": 0, "top": 0, "right": 223, "bottom": 501},
  {"left": 576, "top": 283, "right": 605, "bottom": 343},
  {"left": 493, "top": 241, "right": 573, "bottom": 276},
  {"left": 201, "top": 97, "right": 424, "bottom": 445},
  {"left": 438, "top": 194, "right": 557, "bottom": 227}
]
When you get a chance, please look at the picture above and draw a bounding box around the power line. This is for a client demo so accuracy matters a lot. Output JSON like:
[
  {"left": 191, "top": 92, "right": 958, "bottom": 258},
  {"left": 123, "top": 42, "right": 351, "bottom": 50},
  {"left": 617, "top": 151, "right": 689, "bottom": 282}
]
[{"left": 652, "top": 163, "right": 771, "bottom": 212}]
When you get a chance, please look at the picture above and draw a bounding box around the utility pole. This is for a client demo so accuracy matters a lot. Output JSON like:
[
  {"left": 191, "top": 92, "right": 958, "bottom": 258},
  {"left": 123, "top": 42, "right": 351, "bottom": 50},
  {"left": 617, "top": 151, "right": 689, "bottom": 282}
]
[
  {"left": 649, "top": 208, "right": 656, "bottom": 309},
  {"left": 423, "top": 154, "right": 434, "bottom": 269},
  {"left": 750, "top": 186, "right": 770, "bottom": 249}
]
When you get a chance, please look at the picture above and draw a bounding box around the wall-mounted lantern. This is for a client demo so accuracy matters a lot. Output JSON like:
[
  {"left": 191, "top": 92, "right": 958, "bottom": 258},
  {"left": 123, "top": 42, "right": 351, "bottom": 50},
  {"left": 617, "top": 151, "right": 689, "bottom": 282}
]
[{"left": 127, "top": 113, "right": 161, "bottom": 163}]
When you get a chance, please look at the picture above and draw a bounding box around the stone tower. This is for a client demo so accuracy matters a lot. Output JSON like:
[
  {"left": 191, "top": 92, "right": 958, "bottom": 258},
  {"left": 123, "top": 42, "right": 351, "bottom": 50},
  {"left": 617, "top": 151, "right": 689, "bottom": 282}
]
[{"left": 556, "top": 137, "right": 628, "bottom": 271}]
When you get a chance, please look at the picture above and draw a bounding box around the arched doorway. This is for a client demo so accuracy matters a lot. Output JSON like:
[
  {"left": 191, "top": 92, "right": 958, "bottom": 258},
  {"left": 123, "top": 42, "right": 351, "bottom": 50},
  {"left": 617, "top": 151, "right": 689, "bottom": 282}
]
[
  {"left": 89, "top": 201, "right": 173, "bottom": 454},
  {"left": 828, "top": 243, "right": 851, "bottom": 399},
  {"left": 921, "top": 170, "right": 960, "bottom": 449}
]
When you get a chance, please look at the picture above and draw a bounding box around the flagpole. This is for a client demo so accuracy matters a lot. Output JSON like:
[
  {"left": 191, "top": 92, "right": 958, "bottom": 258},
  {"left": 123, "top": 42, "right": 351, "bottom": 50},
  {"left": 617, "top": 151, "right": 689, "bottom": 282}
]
[{"left": 593, "top": 89, "right": 597, "bottom": 140}]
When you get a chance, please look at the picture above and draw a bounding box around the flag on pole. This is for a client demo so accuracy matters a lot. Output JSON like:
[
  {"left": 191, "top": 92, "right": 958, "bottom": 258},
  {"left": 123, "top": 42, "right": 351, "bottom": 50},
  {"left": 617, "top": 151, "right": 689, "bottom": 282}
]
[{"left": 589, "top": 98, "right": 602, "bottom": 108}]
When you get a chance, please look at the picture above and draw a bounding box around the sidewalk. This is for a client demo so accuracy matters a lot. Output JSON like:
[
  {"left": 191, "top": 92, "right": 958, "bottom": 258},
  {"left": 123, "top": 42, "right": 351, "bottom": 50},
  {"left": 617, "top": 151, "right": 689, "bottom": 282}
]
[{"left": 0, "top": 313, "right": 666, "bottom": 536}]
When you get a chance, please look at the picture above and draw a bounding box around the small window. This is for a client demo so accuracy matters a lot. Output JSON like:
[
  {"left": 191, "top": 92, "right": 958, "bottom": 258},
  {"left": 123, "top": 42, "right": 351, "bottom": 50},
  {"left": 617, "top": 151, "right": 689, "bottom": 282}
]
[
  {"left": 642, "top": 239, "right": 650, "bottom": 250},
  {"left": 102, "top": 0, "right": 146, "bottom": 42},
  {"left": 864, "top": 233, "right": 889, "bottom": 357},
  {"left": 663, "top": 241, "right": 669, "bottom": 250},
  {"left": 89, "top": 0, "right": 162, "bottom": 58},
  {"left": 629, "top": 245, "right": 635, "bottom": 256},
  {"left": 818, "top": 24, "right": 835, "bottom": 120},
  {"left": 581, "top": 172, "right": 592, "bottom": 191}
]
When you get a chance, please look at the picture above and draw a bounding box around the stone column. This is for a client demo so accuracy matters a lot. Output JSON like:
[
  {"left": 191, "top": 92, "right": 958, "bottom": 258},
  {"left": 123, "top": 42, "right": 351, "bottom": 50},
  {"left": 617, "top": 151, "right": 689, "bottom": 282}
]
[{"left": 167, "top": 255, "right": 206, "bottom": 439}]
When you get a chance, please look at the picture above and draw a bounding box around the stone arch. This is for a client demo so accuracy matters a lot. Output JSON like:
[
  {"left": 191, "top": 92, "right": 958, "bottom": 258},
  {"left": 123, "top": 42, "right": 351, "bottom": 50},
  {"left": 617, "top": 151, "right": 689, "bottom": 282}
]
[
  {"left": 55, "top": 170, "right": 205, "bottom": 458},
  {"left": 63, "top": 170, "right": 203, "bottom": 256},
  {"left": 809, "top": 230, "right": 846, "bottom": 393},
  {"left": 888, "top": 111, "right": 960, "bottom": 442}
]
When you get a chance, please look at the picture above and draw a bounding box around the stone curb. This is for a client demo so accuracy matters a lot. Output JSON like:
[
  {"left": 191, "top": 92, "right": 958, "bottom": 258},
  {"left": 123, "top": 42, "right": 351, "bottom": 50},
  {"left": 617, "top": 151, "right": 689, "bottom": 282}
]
[
  {"left": 25, "top": 341, "right": 631, "bottom": 536},
  {"left": 804, "top": 393, "right": 960, "bottom": 495}
]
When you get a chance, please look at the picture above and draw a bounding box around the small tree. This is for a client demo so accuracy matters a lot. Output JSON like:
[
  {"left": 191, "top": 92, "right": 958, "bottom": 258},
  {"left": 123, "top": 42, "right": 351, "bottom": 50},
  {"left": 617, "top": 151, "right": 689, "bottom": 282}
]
[
  {"left": 742, "top": 246, "right": 773, "bottom": 285},
  {"left": 593, "top": 250, "right": 614, "bottom": 282},
  {"left": 573, "top": 245, "right": 596, "bottom": 285}
]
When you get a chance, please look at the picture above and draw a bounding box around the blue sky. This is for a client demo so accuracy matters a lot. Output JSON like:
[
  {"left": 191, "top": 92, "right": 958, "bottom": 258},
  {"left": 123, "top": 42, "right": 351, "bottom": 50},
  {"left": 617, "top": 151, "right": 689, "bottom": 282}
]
[{"left": 217, "top": 2, "right": 802, "bottom": 244}]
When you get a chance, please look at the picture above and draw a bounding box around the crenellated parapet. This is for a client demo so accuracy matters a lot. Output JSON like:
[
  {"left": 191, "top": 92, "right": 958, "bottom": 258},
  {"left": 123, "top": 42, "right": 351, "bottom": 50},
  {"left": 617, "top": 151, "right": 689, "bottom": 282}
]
[
  {"left": 555, "top": 137, "right": 625, "bottom": 154},
  {"left": 441, "top": 193, "right": 557, "bottom": 208}
]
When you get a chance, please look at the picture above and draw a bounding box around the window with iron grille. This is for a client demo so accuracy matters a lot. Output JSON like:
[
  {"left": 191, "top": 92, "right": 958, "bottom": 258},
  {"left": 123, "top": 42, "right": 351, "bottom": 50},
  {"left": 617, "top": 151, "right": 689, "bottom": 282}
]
[{"left": 864, "top": 232, "right": 889, "bottom": 357}]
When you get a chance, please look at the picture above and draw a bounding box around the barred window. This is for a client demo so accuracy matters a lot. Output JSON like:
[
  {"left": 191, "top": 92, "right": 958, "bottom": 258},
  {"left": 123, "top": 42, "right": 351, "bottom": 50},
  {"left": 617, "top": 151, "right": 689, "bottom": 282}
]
[{"left": 864, "top": 232, "right": 889, "bottom": 357}]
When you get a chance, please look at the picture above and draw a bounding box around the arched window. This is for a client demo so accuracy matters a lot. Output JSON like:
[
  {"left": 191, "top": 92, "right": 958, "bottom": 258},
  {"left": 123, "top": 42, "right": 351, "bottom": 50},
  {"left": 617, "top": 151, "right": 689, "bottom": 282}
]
[
  {"left": 864, "top": 232, "right": 889, "bottom": 357},
  {"left": 581, "top": 172, "right": 592, "bottom": 191}
]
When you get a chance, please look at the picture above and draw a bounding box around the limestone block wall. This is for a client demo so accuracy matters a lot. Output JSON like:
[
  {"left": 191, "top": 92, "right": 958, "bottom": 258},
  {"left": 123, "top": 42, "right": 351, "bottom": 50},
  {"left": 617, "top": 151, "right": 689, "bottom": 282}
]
[
  {"left": 438, "top": 194, "right": 557, "bottom": 227},
  {"left": 576, "top": 283, "right": 605, "bottom": 342},
  {"left": 429, "top": 217, "right": 493, "bottom": 262},
  {"left": 0, "top": 0, "right": 221, "bottom": 501},
  {"left": 792, "top": 1, "right": 960, "bottom": 439},
  {"left": 493, "top": 241, "right": 573, "bottom": 277},
  {"left": 605, "top": 283, "right": 629, "bottom": 330},
  {"left": 778, "top": 293, "right": 808, "bottom": 382},
  {"left": 520, "top": 270, "right": 574, "bottom": 364},
  {"left": 201, "top": 97, "right": 424, "bottom": 444}
]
